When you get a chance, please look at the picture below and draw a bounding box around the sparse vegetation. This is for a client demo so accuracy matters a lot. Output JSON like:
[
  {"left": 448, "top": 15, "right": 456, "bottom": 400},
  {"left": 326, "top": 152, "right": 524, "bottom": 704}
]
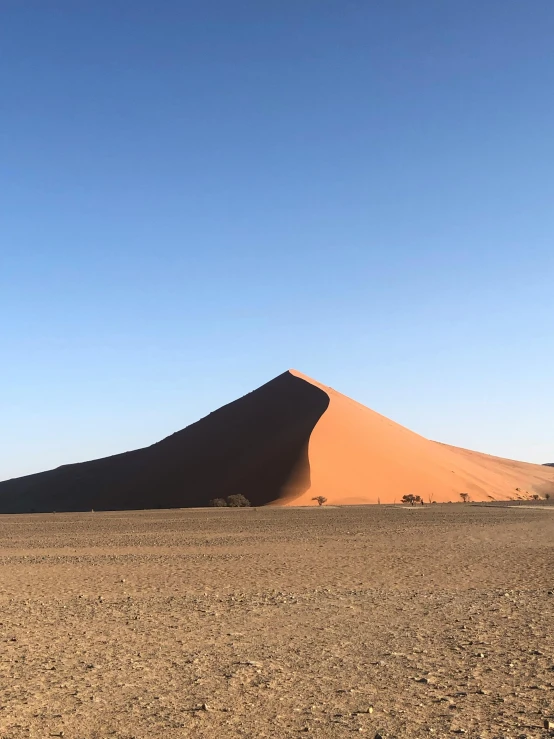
[
  {"left": 312, "top": 496, "right": 327, "bottom": 506},
  {"left": 209, "top": 498, "right": 228, "bottom": 507},
  {"left": 226, "top": 494, "right": 251, "bottom": 508},
  {"left": 460, "top": 493, "right": 470, "bottom": 503},
  {"left": 531, "top": 494, "right": 540, "bottom": 501}
]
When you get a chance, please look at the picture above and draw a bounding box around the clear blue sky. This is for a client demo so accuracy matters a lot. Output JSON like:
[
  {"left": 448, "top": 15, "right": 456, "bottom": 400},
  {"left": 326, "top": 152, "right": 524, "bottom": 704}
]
[{"left": 1, "top": 0, "right": 553, "bottom": 480}]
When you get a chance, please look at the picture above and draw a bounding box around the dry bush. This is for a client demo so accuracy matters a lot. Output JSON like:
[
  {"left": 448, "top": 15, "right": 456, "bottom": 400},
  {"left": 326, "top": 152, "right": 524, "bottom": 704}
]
[{"left": 227, "top": 494, "right": 251, "bottom": 508}]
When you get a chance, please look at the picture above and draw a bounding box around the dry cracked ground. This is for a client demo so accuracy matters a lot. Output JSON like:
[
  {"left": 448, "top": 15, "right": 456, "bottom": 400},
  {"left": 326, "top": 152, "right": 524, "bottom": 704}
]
[{"left": 0, "top": 505, "right": 553, "bottom": 739}]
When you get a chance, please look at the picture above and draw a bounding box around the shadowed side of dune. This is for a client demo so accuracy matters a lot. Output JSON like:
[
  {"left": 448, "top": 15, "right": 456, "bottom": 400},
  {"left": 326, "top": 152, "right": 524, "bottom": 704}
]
[{"left": 0, "top": 372, "right": 330, "bottom": 513}]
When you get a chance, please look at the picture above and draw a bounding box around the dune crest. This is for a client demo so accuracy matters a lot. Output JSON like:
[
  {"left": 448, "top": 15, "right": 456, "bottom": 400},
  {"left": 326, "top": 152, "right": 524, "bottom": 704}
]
[{"left": 0, "top": 370, "right": 552, "bottom": 512}]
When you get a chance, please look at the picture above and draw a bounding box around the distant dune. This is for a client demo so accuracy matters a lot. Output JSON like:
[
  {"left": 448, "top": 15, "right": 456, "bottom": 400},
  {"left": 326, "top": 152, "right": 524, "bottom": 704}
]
[{"left": 0, "top": 370, "right": 552, "bottom": 513}]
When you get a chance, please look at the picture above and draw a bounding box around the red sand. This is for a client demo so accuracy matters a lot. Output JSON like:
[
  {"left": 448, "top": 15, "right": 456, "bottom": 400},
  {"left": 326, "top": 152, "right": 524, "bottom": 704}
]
[{"left": 283, "top": 370, "right": 554, "bottom": 505}]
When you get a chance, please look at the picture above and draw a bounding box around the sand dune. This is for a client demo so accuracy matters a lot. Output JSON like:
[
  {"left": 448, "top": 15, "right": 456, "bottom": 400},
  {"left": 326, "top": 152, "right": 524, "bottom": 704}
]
[{"left": 0, "top": 370, "right": 552, "bottom": 512}]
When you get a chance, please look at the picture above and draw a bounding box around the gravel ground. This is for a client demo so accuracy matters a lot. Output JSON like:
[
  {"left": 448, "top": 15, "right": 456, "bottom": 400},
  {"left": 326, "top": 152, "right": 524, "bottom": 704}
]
[{"left": 0, "top": 504, "right": 553, "bottom": 739}]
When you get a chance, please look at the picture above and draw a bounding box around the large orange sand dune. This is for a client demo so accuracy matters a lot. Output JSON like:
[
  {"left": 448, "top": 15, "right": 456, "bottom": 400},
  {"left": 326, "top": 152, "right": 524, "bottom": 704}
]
[{"left": 0, "top": 370, "right": 552, "bottom": 512}]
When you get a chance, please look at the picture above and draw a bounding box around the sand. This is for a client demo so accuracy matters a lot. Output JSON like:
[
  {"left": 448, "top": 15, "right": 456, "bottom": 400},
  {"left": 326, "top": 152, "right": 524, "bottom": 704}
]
[
  {"left": 0, "top": 504, "right": 553, "bottom": 738},
  {"left": 287, "top": 370, "right": 554, "bottom": 505},
  {"left": 1, "top": 370, "right": 552, "bottom": 512}
]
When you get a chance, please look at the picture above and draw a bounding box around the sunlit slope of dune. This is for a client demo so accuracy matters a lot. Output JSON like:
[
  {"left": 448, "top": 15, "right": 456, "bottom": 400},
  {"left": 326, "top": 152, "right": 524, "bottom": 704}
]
[{"left": 283, "top": 370, "right": 554, "bottom": 505}]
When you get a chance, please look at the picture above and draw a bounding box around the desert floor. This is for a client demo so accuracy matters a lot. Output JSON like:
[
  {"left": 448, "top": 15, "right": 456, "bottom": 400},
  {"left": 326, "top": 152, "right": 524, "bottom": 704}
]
[{"left": 0, "top": 505, "right": 553, "bottom": 739}]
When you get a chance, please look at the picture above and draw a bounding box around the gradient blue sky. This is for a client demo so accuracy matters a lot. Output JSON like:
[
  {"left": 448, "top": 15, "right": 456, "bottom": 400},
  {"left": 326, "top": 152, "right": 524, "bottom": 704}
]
[{"left": 2, "top": 0, "right": 553, "bottom": 480}]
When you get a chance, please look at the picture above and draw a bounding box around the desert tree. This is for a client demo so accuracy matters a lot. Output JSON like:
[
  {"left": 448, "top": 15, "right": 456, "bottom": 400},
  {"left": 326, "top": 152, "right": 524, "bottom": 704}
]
[
  {"left": 460, "top": 493, "right": 470, "bottom": 503},
  {"left": 545, "top": 493, "right": 551, "bottom": 501},
  {"left": 226, "top": 494, "right": 251, "bottom": 507},
  {"left": 209, "top": 498, "right": 227, "bottom": 507},
  {"left": 401, "top": 494, "right": 416, "bottom": 506},
  {"left": 312, "top": 496, "right": 327, "bottom": 506}
]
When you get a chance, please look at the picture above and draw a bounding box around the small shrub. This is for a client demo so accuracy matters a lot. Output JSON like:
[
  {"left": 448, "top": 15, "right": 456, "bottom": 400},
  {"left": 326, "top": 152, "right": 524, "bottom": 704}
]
[
  {"left": 227, "top": 494, "right": 251, "bottom": 508},
  {"left": 209, "top": 498, "right": 227, "bottom": 507},
  {"left": 312, "top": 496, "right": 327, "bottom": 506}
]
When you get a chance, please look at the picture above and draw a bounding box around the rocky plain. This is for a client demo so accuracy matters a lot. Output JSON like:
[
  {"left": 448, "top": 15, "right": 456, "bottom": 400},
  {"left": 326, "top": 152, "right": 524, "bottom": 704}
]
[{"left": 0, "top": 504, "right": 553, "bottom": 738}]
